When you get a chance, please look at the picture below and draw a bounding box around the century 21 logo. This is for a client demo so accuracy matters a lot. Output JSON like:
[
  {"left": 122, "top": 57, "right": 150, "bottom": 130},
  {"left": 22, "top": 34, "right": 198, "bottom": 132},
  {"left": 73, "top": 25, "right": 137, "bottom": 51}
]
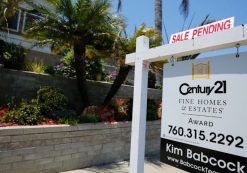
[
  {"left": 179, "top": 81, "right": 227, "bottom": 95},
  {"left": 179, "top": 62, "right": 227, "bottom": 95}
]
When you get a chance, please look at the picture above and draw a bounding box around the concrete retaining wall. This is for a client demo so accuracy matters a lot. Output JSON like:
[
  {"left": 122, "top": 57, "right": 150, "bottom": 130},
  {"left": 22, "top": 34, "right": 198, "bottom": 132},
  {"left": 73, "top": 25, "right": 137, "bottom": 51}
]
[
  {"left": 0, "top": 121, "right": 161, "bottom": 173},
  {"left": 0, "top": 68, "right": 162, "bottom": 112}
]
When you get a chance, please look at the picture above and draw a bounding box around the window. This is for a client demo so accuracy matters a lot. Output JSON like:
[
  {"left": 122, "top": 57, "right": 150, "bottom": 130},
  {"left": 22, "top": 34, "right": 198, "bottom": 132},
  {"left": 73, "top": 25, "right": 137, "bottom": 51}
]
[
  {"left": 22, "top": 12, "right": 42, "bottom": 32},
  {"left": 4, "top": 10, "right": 21, "bottom": 32}
]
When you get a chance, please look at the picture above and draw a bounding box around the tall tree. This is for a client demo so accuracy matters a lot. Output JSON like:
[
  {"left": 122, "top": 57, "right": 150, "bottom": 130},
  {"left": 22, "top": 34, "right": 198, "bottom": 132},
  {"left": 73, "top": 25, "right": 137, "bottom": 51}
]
[
  {"left": 117, "top": 0, "right": 190, "bottom": 38},
  {"left": 25, "top": 0, "right": 122, "bottom": 109},
  {"left": 155, "top": 0, "right": 162, "bottom": 36},
  {"left": 155, "top": 0, "right": 190, "bottom": 37},
  {"left": 103, "top": 24, "right": 161, "bottom": 105},
  {"left": 104, "top": 0, "right": 190, "bottom": 106}
]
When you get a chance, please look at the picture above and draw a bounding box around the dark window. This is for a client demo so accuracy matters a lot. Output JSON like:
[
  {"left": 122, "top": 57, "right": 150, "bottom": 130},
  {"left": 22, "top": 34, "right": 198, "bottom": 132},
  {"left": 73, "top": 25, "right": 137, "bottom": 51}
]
[
  {"left": 22, "top": 12, "right": 42, "bottom": 32},
  {"left": 6, "top": 10, "right": 20, "bottom": 31}
]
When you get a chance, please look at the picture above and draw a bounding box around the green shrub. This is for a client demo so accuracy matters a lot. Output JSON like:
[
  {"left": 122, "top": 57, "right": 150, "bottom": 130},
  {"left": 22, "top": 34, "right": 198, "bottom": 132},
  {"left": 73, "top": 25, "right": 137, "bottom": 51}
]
[
  {"left": 36, "top": 86, "right": 68, "bottom": 114},
  {"left": 53, "top": 50, "right": 76, "bottom": 79},
  {"left": 22, "top": 60, "right": 45, "bottom": 74},
  {"left": 85, "top": 58, "right": 106, "bottom": 80},
  {"left": 146, "top": 99, "right": 159, "bottom": 121},
  {"left": 0, "top": 39, "right": 25, "bottom": 70},
  {"left": 58, "top": 116, "right": 79, "bottom": 125},
  {"left": 80, "top": 113, "right": 99, "bottom": 123},
  {"left": 127, "top": 98, "right": 159, "bottom": 121},
  {"left": 44, "top": 65, "right": 55, "bottom": 75},
  {"left": 54, "top": 63, "right": 76, "bottom": 79},
  {"left": 5, "top": 102, "right": 43, "bottom": 125},
  {"left": 0, "top": 97, "right": 16, "bottom": 110}
]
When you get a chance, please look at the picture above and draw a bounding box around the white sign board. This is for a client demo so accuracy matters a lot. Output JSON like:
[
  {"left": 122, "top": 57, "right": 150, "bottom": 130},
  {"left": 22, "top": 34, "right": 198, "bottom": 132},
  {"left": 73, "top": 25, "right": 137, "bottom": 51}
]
[
  {"left": 161, "top": 54, "right": 247, "bottom": 173},
  {"left": 169, "top": 17, "right": 234, "bottom": 44}
]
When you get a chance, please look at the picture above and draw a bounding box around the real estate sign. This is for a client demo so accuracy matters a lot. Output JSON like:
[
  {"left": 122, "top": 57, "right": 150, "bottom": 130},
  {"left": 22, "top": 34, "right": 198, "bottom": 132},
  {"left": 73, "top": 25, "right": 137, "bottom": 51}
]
[{"left": 160, "top": 55, "right": 247, "bottom": 173}]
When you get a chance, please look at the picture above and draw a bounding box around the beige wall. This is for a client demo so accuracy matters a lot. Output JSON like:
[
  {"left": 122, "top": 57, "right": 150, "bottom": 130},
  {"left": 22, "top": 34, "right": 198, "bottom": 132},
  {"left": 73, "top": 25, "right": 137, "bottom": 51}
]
[{"left": 0, "top": 121, "right": 161, "bottom": 173}]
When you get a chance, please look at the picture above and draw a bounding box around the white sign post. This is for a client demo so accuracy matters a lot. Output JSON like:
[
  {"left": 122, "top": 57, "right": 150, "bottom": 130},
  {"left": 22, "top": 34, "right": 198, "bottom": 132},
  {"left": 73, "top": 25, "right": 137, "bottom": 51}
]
[
  {"left": 126, "top": 22, "right": 247, "bottom": 173},
  {"left": 129, "top": 36, "right": 149, "bottom": 173}
]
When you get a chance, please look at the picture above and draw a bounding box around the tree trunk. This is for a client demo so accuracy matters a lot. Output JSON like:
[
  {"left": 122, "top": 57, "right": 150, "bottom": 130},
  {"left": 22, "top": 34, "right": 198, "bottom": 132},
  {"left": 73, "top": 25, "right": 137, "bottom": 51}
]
[
  {"left": 103, "top": 65, "right": 132, "bottom": 105},
  {"left": 74, "top": 39, "right": 89, "bottom": 109},
  {"left": 155, "top": 0, "right": 162, "bottom": 36}
]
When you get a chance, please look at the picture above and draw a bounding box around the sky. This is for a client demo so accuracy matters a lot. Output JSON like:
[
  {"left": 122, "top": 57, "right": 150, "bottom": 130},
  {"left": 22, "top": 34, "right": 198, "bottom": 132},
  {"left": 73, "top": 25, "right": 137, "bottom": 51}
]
[{"left": 112, "top": 0, "right": 247, "bottom": 58}]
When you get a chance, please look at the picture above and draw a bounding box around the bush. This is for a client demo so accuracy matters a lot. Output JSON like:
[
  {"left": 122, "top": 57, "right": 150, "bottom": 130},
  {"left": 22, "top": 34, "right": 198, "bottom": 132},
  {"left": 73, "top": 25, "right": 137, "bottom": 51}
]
[
  {"left": 0, "top": 97, "right": 11, "bottom": 107},
  {"left": 22, "top": 60, "right": 45, "bottom": 74},
  {"left": 114, "top": 98, "right": 129, "bottom": 121},
  {"left": 0, "top": 105, "right": 9, "bottom": 122},
  {"left": 1, "top": 87, "right": 69, "bottom": 126},
  {"left": 80, "top": 113, "right": 98, "bottom": 123},
  {"left": 58, "top": 116, "right": 79, "bottom": 125},
  {"left": 5, "top": 102, "right": 43, "bottom": 125},
  {"left": 36, "top": 86, "right": 68, "bottom": 114},
  {"left": 146, "top": 99, "right": 159, "bottom": 121},
  {"left": 52, "top": 50, "right": 76, "bottom": 78},
  {"left": 0, "top": 39, "right": 25, "bottom": 70},
  {"left": 44, "top": 65, "right": 55, "bottom": 75},
  {"left": 127, "top": 98, "right": 159, "bottom": 121},
  {"left": 85, "top": 58, "right": 106, "bottom": 81},
  {"left": 53, "top": 63, "right": 76, "bottom": 79}
]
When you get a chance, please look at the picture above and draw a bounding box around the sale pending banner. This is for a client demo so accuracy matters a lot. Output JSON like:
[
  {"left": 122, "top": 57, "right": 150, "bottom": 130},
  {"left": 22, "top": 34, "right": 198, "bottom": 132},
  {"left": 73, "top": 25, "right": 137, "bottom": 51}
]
[
  {"left": 160, "top": 54, "right": 247, "bottom": 173},
  {"left": 169, "top": 17, "right": 234, "bottom": 44}
]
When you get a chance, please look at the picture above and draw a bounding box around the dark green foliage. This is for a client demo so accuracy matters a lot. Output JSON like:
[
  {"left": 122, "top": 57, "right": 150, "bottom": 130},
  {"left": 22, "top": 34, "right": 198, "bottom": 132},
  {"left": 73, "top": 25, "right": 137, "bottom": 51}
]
[
  {"left": 36, "top": 86, "right": 68, "bottom": 114},
  {"left": 0, "top": 97, "right": 11, "bottom": 107},
  {"left": 44, "top": 65, "right": 55, "bottom": 75},
  {"left": 85, "top": 58, "right": 105, "bottom": 80},
  {"left": 58, "top": 116, "right": 79, "bottom": 125},
  {"left": 148, "top": 71, "right": 156, "bottom": 89},
  {"left": 5, "top": 102, "right": 43, "bottom": 125},
  {"left": 80, "top": 114, "right": 99, "bottom": 123},
  {"left": 146, "top": 99, "right": 159, "bottom": 121},
  {"left": 126, "top": 98, "right": 133, "bottom": 121},
  {"left": 0, "top": 39, "right": 25, "bottom": 70},
  {"left": 127, "top": 98, "right": 159, "bottom": 121}
]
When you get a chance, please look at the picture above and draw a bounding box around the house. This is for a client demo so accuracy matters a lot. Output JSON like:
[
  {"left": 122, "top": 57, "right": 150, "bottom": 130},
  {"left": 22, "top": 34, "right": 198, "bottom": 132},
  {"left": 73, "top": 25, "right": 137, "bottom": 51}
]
[
  {"left": 0, "top": 0, "right": 60, "bottom": 65},
  {"left": 0, "top": 1, "right": 163, "bottom": 87}
]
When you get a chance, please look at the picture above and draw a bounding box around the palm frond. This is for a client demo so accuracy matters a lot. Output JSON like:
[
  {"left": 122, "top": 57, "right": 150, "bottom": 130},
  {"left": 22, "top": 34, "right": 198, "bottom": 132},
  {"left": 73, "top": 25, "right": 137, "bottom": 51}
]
[
  {"left": 117, "top": 0, "right": 122, "bottom": 12},
  {"left": 178, "top": 15, "right": 215, "bottom": 61},
  {"left": 200, "top": 14, "right": 215, "bottom": 26},
  {"left": 179, "top": 0, "right": 189, "bottom": 19}
]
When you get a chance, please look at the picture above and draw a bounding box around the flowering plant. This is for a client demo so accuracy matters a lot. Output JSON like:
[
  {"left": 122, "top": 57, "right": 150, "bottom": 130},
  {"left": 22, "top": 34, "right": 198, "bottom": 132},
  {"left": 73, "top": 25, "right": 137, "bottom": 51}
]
[
  {"left": 54, "top": 63, "right": 76, "bottom": 79},
  {"left": 0, "top": 105, "right": 9, "bottom": 119},
  {"left": 114, "top": 98, "right": 128, "bottom": 121}
]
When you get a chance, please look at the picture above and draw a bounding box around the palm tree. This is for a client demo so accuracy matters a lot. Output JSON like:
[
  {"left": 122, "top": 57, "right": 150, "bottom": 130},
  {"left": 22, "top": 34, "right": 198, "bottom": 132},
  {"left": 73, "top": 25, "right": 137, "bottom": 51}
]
[
  {"left": 155, "top": 0, "right": 190, "bottom": 37},
  {"left": 155, "top": 0, "right": 162, "bottom": 36},
  {"left": 103, "top": 0, "right": 189, "bottom": 106},
  {"left": 25, "top": 0, "right": 122, "bottom": 109},
  {"left": 117, "top": 0, "right": 190, "bottom": 37},
  {"left": 103, "top": 24, "right": 162, "bottom": 105}
]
